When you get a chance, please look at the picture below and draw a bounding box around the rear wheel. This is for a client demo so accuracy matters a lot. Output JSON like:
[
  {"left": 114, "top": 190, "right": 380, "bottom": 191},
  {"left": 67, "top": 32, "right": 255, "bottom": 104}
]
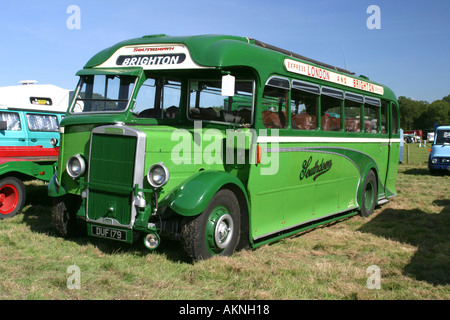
[
  {"left": 181, "top": 189, "right": 241, "bottom": 261},
  {"left": 360, "top": 171, "right": 377, "bottom": 217},
  {"left": 0, "top": 177, "right": 26, "bottom": 219}
]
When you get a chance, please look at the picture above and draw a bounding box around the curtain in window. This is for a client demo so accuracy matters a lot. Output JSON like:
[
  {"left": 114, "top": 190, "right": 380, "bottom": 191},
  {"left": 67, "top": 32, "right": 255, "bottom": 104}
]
[
  {"left": 0, "top": 112, "right": 21, "bottom": 130},
  {"left": 26, "top": 114, "right": 59, "bottom": 132}
]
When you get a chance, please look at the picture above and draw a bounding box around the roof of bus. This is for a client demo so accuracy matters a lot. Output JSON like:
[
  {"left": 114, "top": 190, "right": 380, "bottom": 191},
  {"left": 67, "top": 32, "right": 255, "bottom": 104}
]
[
  {"left": 83, "top": 34, "right": 397, "bottom": 101},
  {"left": 0, "top": 82, "right": 71, "bottom": 113}
]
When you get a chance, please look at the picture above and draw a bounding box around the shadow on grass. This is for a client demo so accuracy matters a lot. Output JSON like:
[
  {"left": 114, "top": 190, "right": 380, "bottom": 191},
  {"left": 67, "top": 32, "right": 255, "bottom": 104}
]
[
  {"left": 401, "top": 168, "right": 430, "bottom": 176},
  {"left": 358, "top": 199, "right": 450, "bottom": 286},
  {"left": 20, "top": 184, "right": 192, "bottom": 264},
  {"left": 402, "top": 167, "right": 450, "bottom": 176}
]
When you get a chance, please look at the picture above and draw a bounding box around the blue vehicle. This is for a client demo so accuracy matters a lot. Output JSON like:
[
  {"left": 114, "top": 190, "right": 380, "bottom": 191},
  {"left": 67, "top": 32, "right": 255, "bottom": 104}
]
[
  {"left": 0, "top": 81, "right": 70, "bottom": 218},
  {"left": 0, "top": 81, "right": 70, "bottom": 147},
  {"left": 428, "top": 125, "right": 450, "bottom": 173}
]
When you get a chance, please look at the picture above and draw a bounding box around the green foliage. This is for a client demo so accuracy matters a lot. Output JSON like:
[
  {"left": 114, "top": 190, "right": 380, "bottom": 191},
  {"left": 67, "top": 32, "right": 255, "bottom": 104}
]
[
  {"left": 398, "top": 95, "right": 450, "bottom": 131},
  {"left": 422, "top": 100, "right": 450, "bottom": 129},
  {"left": 442, "top": 94, "right": 450, "bottom": 105}
]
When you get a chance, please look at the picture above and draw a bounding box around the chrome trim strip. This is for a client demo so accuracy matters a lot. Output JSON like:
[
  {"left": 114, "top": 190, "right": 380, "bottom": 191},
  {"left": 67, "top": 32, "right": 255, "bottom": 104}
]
[{"left": 257, "top": 136, "right": 392, "bottom": 143}]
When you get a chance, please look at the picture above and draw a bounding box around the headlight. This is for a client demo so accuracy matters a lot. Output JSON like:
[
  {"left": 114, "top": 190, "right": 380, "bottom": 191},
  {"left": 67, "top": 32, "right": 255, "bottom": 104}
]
[
  {"left": 50, "top": 138, "right": 58, "bottom": 146},
  {"left": 66, "top": 154, "right": 86, "bottom": 178},
  {"left": 147, "top": 162, "right": 169, "bottom": 188},
  {"left": 431, "top": 158, "right": 438, "bottom": 164}
]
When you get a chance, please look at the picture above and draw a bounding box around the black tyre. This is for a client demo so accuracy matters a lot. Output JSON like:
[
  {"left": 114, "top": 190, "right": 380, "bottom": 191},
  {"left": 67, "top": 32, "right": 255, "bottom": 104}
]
[
  {"left": 51, "top": 194, "right": 83, "bottom": 237},
  {"left": 360, "top": 170, "right": 378, "bottom": 218},
  {"left": 0, "top": 177, "right": 26, "bottom": 219},
  {"left": 181, "top": 189, "right": 241, "bottom": 261}
]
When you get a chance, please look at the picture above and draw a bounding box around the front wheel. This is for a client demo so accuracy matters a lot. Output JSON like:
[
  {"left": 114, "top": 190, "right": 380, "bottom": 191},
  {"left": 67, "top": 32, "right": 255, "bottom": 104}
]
[
  {"left": 0, "top": 177, "right": 26, "bottom": 219},
  {"left": 181, "top": 189, "right": 241, "bottom": 261},
  {"left": 360, "top": 170, "right": 378, "bottom": 218},
  {"left": 51, "top": 194, "right": 82, "bottom": 237}
]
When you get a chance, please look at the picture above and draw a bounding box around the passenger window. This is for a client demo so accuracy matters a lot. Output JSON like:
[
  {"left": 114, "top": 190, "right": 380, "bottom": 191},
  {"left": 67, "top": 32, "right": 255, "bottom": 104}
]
[
  {"left": 291, "top": 89, "right": 318, "bottom": 130},
  {"left": 134, "top": 78, "right": 181, "bottom": 119},
  {"left": 364, "top": 98, "right": 380, "bottom": 134},
  {"left": 344, "top": 93, "right": 362, "bottom": 133},
  {"left": 381, "top": 101, "right": 388, "bottom": 134},
  {"left": 321, "top": 88, "right": 343, "bottom": 132},
  {"left": 391, "top": 103, "right": 399, "bottom": 134},
  {"left": 0, "top": 112, "right": 21, "bottom": 131},
  {"left": 261, "top": 86, "right": 288, "bottom": 129},
  {"left": 188, "top": 80, "right": 253, "bottom": 124}
]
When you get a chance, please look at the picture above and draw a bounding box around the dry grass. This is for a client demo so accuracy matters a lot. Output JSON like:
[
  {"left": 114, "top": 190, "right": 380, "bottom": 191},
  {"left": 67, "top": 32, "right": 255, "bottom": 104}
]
[{"left": 0, "top": 145, "right": 448, "bottom": 300}]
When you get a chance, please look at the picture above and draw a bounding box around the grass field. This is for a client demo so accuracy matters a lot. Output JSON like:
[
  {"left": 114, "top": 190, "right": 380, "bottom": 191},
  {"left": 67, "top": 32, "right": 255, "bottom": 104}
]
[{"left": 0, "top": 144, "right": 448, "bottom": 300}]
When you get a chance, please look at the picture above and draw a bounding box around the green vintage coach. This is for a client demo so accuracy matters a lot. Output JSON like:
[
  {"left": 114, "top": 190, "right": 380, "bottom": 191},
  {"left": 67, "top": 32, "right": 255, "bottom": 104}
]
[{"left": 49, "top": 34, "right": 400, "bottom": 260}]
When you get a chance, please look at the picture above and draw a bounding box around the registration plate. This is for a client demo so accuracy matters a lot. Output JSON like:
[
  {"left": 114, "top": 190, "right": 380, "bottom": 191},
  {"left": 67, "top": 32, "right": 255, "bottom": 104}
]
[{"left": 91, "top": 225, "right": 127, "bottom": 242}]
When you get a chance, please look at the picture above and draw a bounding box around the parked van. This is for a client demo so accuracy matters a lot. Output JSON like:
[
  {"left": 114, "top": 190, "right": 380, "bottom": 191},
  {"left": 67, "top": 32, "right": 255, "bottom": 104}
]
[
  {"left": 0, "top": 80, "right": 71, "bottom": 147},
  {"left": 0, "top": 81, "right": 71, "bottom": 219},
  {"left": 428, "top": 126, "right": 450, "bottom": 173}
]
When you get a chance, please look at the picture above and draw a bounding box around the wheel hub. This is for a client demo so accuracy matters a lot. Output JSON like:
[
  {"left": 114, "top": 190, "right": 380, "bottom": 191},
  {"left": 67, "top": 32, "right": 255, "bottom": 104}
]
[
  {"left": 0, "top": 184, "right": 18, "bottom": 215},
  {"left": 214, "top": 213, "right": 234, "bottom": 249}
]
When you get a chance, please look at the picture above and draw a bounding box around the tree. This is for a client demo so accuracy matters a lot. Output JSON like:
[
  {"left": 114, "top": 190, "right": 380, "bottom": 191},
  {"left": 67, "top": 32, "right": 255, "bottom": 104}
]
[
  {"left": 442, "top": 94, "right": 450, "bottom": 105},
  {"left": 398, "top": 96, "right": 429, "bottom": 130},
  {"left": 421, "top": 100, "right": 450, "bottom": 129}
]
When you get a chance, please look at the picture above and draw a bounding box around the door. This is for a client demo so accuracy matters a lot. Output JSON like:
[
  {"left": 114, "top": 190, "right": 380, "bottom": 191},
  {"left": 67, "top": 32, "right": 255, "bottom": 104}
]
[
  {"left": 248, "top": 77, "right": 289, "bottom": 240},
  {"left": 25, "top": 112, "right": 60, "bottom": 148},
  {"left": 0, "top": 111, "right": 27, "bottom": 146},
  {"left": 385, "top": 102, "right": 400, "bottom": 197}
]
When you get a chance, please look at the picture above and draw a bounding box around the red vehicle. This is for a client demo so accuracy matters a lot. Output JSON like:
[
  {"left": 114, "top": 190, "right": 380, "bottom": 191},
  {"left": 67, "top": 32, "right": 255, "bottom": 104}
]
[
  {"left": 403, "top": 130, "right": 423, "bottom": 142},
  {"left": 1, "top": 80, "right": 68, "bottom": 218},
  {"left": 0, "top": 146, "right": 58, "bottom": 219}
]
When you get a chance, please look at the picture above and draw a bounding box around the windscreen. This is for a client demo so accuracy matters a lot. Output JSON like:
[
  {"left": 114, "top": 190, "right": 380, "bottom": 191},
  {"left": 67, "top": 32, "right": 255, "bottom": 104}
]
[
  {"left": 435, "top": 129, "right": 450, "bottom": 145},
  {"left": 71, "top": 75, "right": 136, "bottom": 113}
]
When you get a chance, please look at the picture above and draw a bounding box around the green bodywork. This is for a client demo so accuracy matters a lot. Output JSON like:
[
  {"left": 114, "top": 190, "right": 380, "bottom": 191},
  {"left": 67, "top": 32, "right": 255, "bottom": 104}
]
[
  {"left": 1, "top": 159, "right": 56, "bottom": 182},
  {"left": 49, "top": 34, "right": 399, "bottom": 248}
]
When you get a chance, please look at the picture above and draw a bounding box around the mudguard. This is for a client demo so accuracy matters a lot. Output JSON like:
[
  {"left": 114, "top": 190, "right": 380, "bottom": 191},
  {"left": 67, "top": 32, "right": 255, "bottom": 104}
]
[
  {"left": 160, "top": 170, "right": 248, "bottom": 216},
  {"left": 48, "top": 173, "right": 67, "bottom": 197},
  {"left": 357, "top": 165, "right": 379, "bottom": 206}
]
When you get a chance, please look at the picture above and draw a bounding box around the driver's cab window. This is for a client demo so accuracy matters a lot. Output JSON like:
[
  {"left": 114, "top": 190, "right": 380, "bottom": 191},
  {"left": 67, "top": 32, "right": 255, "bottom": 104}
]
[{"left": 133, "top": 77, "right": 181, "bottom": 119}]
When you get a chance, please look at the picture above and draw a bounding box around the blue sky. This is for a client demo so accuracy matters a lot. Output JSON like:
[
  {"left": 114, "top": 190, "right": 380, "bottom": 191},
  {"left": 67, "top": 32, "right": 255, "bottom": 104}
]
[{"left": 0, "top": 0, "right": 449, "bottom": 103}]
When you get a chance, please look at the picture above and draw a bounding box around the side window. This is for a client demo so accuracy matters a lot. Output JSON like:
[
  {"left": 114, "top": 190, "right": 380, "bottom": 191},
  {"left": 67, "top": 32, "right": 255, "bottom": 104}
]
[
  {"left": 291, "top": 87, "right": 318, "bottom": 131},
  {"left": 364, "top": 97, "right": 380, "bottom": 134},
  {"left": 188, "top": 80, "right": 253, "bottom": 124},
  {"left": 26, "top": 114, "right": 59, "bottom": 132},
  {"left": 381, "top": 100, "right": 388, "bottom": 134},
  {"left": 391, "top": 103, "right": 399, "bottom": 135},
  {"left": 261, "top": 77, "right": 289, "bottom": 129},
  {"left": 321, "top": 87, "right": 343, "bottom": 132},
  {"left": 344, "top": 93, "right": 363, "bottom": 133},
  {"left": 0, "top": 112, "right": 21, "bottom": 131},
  {"left": 133, "top": 78, "right": 181, "bottom": 119}
]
